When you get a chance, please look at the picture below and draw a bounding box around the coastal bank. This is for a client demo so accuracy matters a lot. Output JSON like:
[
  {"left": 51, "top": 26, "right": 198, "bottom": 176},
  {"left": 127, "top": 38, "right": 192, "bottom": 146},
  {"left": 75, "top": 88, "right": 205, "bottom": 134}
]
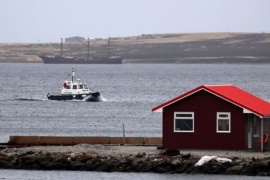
[{"left": 0, "top": 145, "right": 270, "bottom": 176}]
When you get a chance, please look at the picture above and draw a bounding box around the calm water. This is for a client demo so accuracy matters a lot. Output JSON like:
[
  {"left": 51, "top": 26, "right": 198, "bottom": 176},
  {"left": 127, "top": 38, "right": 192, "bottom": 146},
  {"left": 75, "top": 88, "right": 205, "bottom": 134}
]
[
  {"left": 0, "top": 63, "right": 270, "bottom": 179},
  {"left": 0, "top": 169, "right": 270, "bottom": 180}
]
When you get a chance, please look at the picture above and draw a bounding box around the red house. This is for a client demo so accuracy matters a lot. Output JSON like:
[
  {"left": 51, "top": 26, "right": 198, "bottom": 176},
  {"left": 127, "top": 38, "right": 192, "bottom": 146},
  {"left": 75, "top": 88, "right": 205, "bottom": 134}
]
[{"left": 152, "top": 85, "right": 270, "bottom": 151}]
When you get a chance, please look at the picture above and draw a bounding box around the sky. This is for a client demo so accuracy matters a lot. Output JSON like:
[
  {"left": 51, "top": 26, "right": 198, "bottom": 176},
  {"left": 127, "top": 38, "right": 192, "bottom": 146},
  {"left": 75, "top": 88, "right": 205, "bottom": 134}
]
[{"left": 0, "top": 0, "right": 270, "bottom": 43}]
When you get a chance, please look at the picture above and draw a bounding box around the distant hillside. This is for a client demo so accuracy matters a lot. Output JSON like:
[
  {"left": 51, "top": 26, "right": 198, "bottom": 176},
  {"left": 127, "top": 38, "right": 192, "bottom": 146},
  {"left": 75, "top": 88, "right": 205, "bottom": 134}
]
[{"left": 1, "top": 32, "right": 270, "bottom": 63}]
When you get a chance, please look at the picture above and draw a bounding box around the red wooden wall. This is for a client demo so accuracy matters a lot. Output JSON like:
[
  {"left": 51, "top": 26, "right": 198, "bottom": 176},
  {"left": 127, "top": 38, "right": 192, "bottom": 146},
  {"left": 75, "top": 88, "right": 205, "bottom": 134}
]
[{"left": 162, "top": 90, "right": 247, "bottom": 150}]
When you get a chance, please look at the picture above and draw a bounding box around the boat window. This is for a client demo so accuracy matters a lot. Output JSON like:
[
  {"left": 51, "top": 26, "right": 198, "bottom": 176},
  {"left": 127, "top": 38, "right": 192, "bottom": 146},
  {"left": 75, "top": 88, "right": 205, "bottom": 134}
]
[
  {"left": 84, "top": 85, "right": 88, "bottom": 89},
  {"left": 66, "top": 85, "right": 71, "bottom": 89},
  {"left": 73, "top": 85, "right": 77, "bottom": 89},
  {"left": 79, "top": 85, "right": 83, "bottom": 89}
]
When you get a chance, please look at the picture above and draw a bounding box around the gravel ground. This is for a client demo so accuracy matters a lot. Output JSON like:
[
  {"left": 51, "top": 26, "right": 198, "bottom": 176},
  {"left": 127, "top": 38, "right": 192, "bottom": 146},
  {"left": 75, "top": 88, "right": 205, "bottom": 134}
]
[{"left": 2, "top": 144, "right": 270, "bottom": 159}]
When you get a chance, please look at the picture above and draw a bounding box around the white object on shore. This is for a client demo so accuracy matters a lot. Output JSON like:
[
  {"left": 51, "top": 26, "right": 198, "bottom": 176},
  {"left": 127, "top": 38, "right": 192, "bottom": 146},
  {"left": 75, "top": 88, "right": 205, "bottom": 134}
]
[{"left": 195, "top": 155, "right": 232, "bottom": 166}]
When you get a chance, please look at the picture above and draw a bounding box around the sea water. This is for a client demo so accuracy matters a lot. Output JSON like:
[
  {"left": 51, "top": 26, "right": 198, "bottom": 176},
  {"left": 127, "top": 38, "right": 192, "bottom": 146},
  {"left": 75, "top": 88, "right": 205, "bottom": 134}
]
[{"left": 0, "top": 63, "right": 270, "bottom": 179}]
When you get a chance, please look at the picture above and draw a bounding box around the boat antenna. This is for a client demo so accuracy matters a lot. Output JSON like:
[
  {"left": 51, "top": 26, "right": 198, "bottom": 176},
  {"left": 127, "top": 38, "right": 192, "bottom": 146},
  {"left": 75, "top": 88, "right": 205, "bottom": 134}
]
[{"left": 72, "top": 68, "right": 75, "bottom": 83}]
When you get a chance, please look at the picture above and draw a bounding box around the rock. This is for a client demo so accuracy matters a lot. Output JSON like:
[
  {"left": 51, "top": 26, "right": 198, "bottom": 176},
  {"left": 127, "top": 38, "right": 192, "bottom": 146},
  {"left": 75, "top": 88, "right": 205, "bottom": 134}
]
[
  {"left": 35, "top": 155, "right": 52, "bottom": 165},
  {"left": 244, "top": 162, "right": 256, "bottom": 174},
  {"left": 226, "top": 165, "right": 243, "bottom": 174},
  {"left": 8, "top": 159, "right": 17, "bottom": 168},
  {"left": 239, "top": 162, "right": 247, "bottom": 167},
  {"left": 221, "top": 161, "right": 233, "bottom": 170},
  {"left": 18, "top": 154, "right": 35, "bottom": 162},
  {"left": 182, "top": 153, "right": 191, "bottom": 159},
  {"left": 89, "top": 153, "right": 98, "bottom": 160},
  {"left": 258, "top": 172, "right": 268, "bottom": 176},
  {"left": 85, "top": 162, "right": 97, "bottom": 171},
  {"left": 131, "top": 159, "right": 142, "bottom": 168},
  {"left": 25, "top": 150, "right": 35, "bottom": 155},
  {"left": 0, "top": 160, "right": 9, "bottom": 168},
  {"left": 0, "top": 152, "right": 8, "bottom": 157},
  {"left": 52, "top": 154, "right": 70, "bottom": 164},
  {"left": 0, "top": 155, "right": 9, "bottom": 162},
  {"left": 155, "top": 166, "right": 169, "bottom": 173},
  {"left": 95, "top": 162, "right": 114, "bottom": 172},
  {"left": 163, "top": 149, "right": 180, "bottom": 156},
  {"left": 186, "top": 158, "right": 199, "bottom": 167},
  {"left": 136, "top": 153, "right": 144, "bottom": 158},
  {"left": 234, "top": 159, "right": 242, "bottom": 165},
  {"left": 45, "top": 162, "right": 64, "bottom": 170},
  {"left": 257, "top": 160, "right": 270, "bottom": 168},
  {"left": 74, "top": 155, "right": 92, "bottom": 163},
  {"left": 175, "top": 166, "right": 187, "bottom": 173},
  {"left": 170, "top": 158, "right": 181, "bottom": 166},
  {"left": 71, "top": 161, "right": 85, "bottom": 170}
]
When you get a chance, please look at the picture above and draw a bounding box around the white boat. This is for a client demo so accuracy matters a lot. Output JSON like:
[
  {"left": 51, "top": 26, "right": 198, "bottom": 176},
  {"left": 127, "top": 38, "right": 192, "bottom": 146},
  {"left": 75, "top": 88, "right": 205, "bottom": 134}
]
[{"left": 47, "top": 68, "right": 100, "bottom": 101}]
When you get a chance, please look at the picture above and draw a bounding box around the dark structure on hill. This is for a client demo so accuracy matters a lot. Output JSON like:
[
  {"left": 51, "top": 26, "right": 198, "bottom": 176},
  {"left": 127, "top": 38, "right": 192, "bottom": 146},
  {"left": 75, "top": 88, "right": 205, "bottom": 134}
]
[{"left": 65, "top": 36, "right": 85, "bottom": 43}]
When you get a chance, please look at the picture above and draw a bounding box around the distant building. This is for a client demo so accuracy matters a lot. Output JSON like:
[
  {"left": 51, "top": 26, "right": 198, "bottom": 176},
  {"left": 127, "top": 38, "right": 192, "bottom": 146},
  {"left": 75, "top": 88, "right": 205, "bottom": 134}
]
[{"left": 65, "top": 36, "right": 85, "bottom": 43}]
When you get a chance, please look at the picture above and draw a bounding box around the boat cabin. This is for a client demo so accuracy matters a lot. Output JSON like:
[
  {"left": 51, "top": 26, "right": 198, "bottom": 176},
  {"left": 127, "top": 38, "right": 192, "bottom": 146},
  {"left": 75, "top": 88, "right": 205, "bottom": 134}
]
[{"left": 61, "top": 79, "right": 91, "bottom": 95}]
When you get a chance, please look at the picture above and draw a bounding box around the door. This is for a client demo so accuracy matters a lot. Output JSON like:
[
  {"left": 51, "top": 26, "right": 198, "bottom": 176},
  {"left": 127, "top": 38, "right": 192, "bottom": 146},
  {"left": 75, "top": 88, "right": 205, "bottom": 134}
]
[{"left": 248, "top": 114, "right": 252, "bottom": 149}]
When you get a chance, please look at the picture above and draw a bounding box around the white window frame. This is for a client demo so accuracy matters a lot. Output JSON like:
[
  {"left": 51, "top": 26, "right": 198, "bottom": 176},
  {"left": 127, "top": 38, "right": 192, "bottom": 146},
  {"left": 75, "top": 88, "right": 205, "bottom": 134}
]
[
  {"left": 216, "top": 112, "right": 231, "bottom": 133},
  {"left": 174, "top": 112, "right": 194, "bottom": 133}
]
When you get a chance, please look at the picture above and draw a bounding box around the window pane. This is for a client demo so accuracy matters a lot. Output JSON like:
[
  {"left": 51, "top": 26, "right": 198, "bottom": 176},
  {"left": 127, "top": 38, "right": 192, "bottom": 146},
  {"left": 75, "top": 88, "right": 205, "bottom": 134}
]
[
  {"left": 176, "top": 119, "right": 193, "bottom": 131},
  {"left": 253, "top": 116, "right": 259, "bottom": 136},
  {"left": 218, "top": 119, "right": 229, "bottom": 131},
  {"left": 219, "top": 114, "right": 228, "bottom": 118},
  {"left": 176, "top": 114, "right": 192, "bottom": 118}
]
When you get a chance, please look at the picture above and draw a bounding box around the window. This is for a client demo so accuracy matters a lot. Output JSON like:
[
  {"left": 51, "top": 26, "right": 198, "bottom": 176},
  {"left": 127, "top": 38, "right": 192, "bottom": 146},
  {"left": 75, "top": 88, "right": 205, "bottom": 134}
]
[
  {"left": 78, "top": 85, "right": 83, "bottom": 89},
  {"left": 66, "top": 85, "right": 71, "bottom": 89},
  {"left": 174, "top": 112, "right": 194, "bottom": 132},
  {"left": 83, "top": 84, "right": 88, "bottom": 89},
  {"left": 73, "top": 85, "right": 77, "bottom": 89},
  {"left": 217, "top": 112, "right": 231, "bottom": 133},
  {"left": 253, "top": 115, "right": 260, "bottom": 137}
]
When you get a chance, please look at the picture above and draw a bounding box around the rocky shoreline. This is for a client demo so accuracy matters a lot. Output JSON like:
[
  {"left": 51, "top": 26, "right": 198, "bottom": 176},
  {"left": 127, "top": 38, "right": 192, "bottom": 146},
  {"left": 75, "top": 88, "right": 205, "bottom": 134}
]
[{"left": 0, "top": 145, "right": 270, "bottom": 176}]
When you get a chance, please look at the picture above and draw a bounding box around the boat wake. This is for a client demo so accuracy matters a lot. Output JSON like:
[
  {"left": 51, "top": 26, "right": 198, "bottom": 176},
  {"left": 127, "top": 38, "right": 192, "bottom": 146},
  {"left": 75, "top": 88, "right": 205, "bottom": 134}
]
[
  {"left": 99, "top": 95, "right": 108, "bottom": 102},
  {"left": 15, "top": 96, "right": 107, "bottom": 102},
  {"left": 15, "top": 97, "right": 47, "bottom": 101},
  {"left": 82, "top": 94, "right": 107, "bottom": 102}
]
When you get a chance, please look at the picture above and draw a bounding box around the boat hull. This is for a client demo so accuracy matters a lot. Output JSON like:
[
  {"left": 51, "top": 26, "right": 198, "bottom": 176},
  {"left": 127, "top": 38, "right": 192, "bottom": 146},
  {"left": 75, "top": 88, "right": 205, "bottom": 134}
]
[
  {"left": 38, "top": 55, "right": 122, "bottom": 64},
  {"left": 47, "top": 92, "right": 101, "bottom": 102}
]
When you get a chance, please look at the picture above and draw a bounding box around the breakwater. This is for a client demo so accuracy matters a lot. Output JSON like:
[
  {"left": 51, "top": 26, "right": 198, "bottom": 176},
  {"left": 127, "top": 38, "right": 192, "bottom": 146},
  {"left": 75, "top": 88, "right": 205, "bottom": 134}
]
[
  {"left": 0, "top": 148, "right": 270, "bottom": 176},
  {"left": 8, "top": 136, "right": 162, "bottom": 146}
]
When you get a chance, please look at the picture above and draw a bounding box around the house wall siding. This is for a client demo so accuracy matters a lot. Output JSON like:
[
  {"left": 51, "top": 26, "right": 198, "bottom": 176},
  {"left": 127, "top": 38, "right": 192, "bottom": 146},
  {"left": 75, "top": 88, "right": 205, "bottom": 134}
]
[
  {"left": 163, "top": 90, "right": 247, "bottom": 150},
  {"left": 264, "top": 119, "right": 270, "bottom": 150},
  {"left": 252, "top": 118, "right": 270, "bottom": 150}
]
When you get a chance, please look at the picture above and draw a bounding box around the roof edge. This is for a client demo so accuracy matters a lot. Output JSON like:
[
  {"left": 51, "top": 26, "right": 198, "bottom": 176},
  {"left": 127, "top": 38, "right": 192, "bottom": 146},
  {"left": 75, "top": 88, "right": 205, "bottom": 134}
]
[{"left": 152, "top": 85, "right": 205, "bottom": 112}]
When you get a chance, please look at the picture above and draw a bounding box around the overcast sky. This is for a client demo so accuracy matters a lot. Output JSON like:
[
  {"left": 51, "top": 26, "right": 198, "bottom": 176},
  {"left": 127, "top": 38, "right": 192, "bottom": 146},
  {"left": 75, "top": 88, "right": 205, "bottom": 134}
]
[{"left": 1, "top": 0, "right": 270, "bottom": 43}]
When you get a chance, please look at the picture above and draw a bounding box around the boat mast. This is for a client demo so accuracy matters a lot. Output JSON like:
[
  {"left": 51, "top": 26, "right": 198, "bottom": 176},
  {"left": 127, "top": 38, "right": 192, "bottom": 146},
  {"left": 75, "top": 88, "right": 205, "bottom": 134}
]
[
  {"left": 107, "top": 37, "right": 110, "bottom": 57},
  {"left": 60, "top": 38, "right": 63, "bottom": 57},
  {"left": 87, "top": 38, "right": 90, "bottom": 60},
  {"left": 71, "top": 68, "right": 75, "bottom": 83}
]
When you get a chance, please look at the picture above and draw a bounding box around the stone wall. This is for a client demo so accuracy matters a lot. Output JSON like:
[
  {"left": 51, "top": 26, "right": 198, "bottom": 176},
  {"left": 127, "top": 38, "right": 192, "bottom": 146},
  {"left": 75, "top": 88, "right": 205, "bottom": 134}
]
[
  {"left": 0, "top": 149, "right": 269, "bottom": 176},
  {"left": 8, "top": 136, "right": 162, "bottom": 146}
]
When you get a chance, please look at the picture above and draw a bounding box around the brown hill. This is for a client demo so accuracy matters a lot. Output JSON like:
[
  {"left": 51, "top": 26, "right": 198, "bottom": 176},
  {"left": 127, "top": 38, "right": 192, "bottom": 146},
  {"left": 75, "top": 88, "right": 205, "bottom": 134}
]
[{"left": 1, "top": 32, "right": 270, "bottom": 63}]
